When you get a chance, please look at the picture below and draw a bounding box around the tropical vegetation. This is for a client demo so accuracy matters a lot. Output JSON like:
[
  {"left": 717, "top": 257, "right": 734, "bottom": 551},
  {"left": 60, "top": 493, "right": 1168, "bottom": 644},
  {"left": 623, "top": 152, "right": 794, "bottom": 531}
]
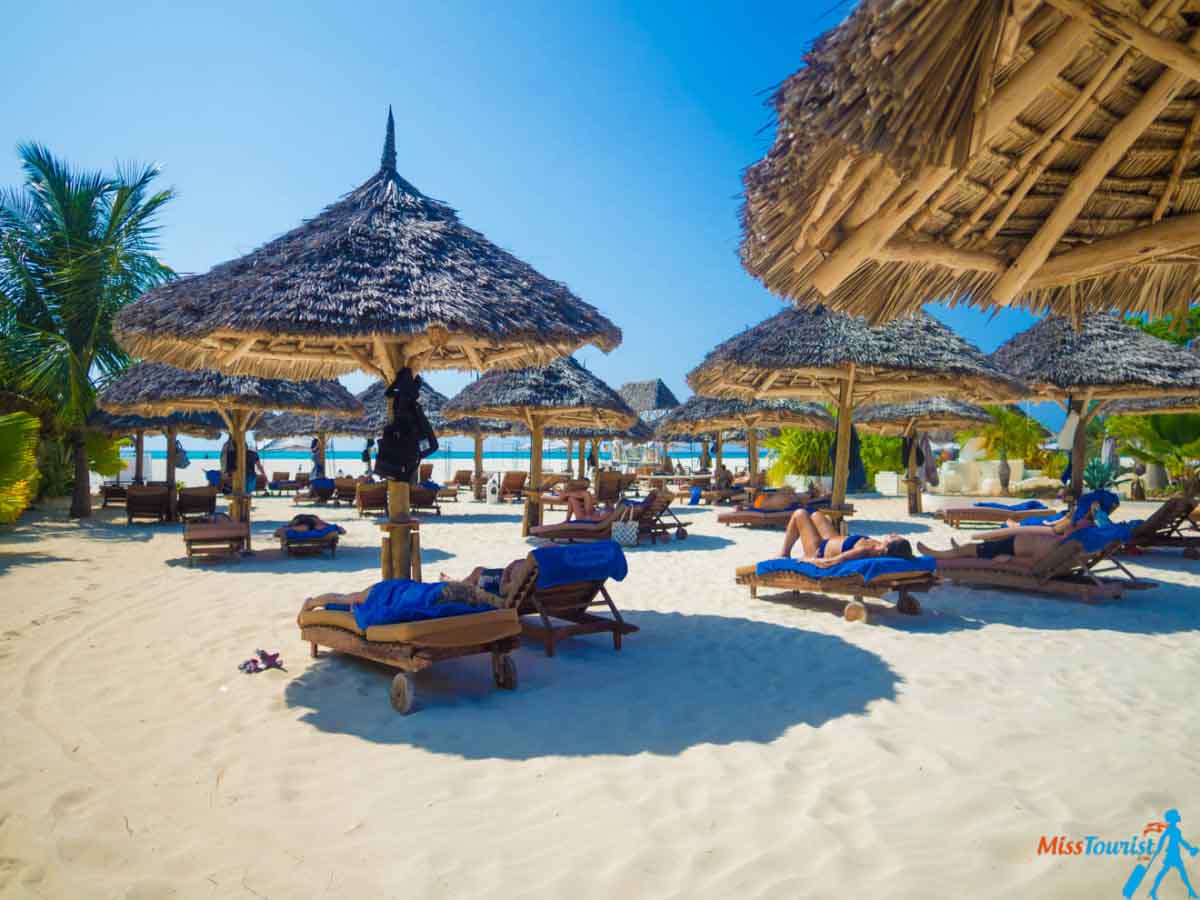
[
  {"left": 956, "top": 405, "right": 1045, "bottom": 464},
  {"left": 764, "top": 425, "right": 902, "bottom": 490},
  {"left": 0, "top": 411, "right": 40, "bottom": 523},
  {"left": 0, "top": 144, "right": 174, "bottom": 517}
]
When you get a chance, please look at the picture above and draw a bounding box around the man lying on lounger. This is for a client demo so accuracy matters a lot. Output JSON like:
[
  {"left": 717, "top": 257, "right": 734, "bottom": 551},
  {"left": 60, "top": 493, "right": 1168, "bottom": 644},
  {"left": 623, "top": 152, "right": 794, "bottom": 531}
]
[
  {"left": 779, "top": 509, "right": 914, "bottom": 566},
  {"left": 938, "top": 492, "right": 1113, "bottom": 560}
]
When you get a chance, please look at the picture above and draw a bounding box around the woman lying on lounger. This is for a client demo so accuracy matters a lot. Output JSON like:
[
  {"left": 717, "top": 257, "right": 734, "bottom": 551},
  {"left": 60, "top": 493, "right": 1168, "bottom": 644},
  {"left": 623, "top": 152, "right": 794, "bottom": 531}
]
[{"left": 780, "top": 509, "right": 914, "bottom": 566}]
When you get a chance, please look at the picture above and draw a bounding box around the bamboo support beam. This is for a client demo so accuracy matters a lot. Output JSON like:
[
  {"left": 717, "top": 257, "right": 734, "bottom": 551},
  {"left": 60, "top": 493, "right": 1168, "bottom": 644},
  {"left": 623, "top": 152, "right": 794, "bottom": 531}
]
[
  {"left": 577, "top": 439, "right": 585, "bottom": 479},
  {"left": 473, "top": 433, "right": 485, "bottom": 500},
  {"left": 522, "top": 417, "right": 544, "bottom": 537},
  {"left": 1045, "top": 0, "right": 1200, "bottom": 84},
  {"left": 1027, "top": 211, "right": 1200, "bottom": 287},
  {"left": 134, "top": 430, "right": 145, "bottom": 483},
  {"left": 992, "top": 26, "right": 1200, "bottom": 304},
  {"left": 747, "top": 430, "right": 758, "bottom": 481},
  {"left": 1155, "top": 109, "right": 1200, "bottom": 222},
  {"left": 165, "top": 424, "right": 178, "bottom": 521},
  {"left": 876, "top": 238, "right": 1007, "bottom": 272}
]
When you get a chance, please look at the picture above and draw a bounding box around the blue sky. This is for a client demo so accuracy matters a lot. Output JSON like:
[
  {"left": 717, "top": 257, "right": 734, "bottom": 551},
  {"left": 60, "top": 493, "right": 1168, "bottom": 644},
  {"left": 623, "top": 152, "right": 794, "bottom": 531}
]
[{"left": 2, "top": 0, "right": 1052, "bottom": 449}]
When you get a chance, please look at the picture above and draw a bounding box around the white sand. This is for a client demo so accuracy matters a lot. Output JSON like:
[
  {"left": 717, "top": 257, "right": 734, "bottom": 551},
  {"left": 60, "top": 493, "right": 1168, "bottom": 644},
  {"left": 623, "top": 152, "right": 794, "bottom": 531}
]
[{"left": 1, "top": 495, "right": 1197, "bottom": 899}]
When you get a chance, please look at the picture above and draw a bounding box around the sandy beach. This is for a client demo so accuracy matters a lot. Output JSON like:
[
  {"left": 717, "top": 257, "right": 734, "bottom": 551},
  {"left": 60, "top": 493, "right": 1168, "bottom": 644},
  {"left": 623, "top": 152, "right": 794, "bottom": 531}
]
[{"left": 0, "top": 494, "right": 1196, "bottom": 899}]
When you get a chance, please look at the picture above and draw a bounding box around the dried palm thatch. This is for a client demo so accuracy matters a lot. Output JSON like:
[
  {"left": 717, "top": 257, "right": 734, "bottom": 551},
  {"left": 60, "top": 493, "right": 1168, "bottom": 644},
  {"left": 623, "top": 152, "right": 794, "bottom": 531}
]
[
  {"left": 97, "top": 363, "right": 362, "bottom": 419},
  {"left": 617, "top": 379, "right": 681, "bottom": 414},
  {"left": 114, "top": 109, "right": 621, "bottom": 381},
  {"left": 853, "top": 398, "right": 995, "bottom": 436},
  {"left": 543, "top": 417, "right": 657, "bottom": 443},
  {"left": 255, "top": 380, "right": 454, "bottom": 439},
  {"left": 990, "top": 313, "right": 1200, "bottom": 402},
  {"left": 742, "top": 0, "right": 1200, "bottom": 323},
  {"left": 86, "top": 409, "right": 225, "bottom": 439},
  {"left": 653, "top": 395, "right": 833, "bottom": 436},
  {"left": 1106, "top": 394, "right": 1200, "bottom": 414},
  {"left": 688, "top": 306, "right": 1025, "bottom": 404},
  {"left": 443, "top": 357, "right": 637, "bottom": 430}
]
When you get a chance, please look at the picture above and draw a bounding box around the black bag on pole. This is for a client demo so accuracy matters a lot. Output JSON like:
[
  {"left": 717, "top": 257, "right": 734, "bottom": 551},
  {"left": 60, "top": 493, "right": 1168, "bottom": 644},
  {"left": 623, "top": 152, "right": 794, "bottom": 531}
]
[{"left": 374, "top": 368, "right": 439, "bottom": 481}]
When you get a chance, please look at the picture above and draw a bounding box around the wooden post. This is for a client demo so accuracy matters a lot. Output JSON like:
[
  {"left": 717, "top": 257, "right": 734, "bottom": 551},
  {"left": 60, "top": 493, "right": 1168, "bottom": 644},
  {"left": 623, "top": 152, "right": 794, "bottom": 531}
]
[
  {"left": 565, "top": 438, "right": 572, "bottom": 474},
  {"left": 577, "top": 440, "right": 585, "bottom": 479},
  {"left": 747, "top": 430, "right": 759, "bottom": 481},
  {"left": 1068, "top": 390, "right": 1096, "bottom": 505},
  {"left": 317, "top": 431, "right": 327, "bottom": 475},
  {"left": 234, "top": 411, "right": 248, "bottom": 520},
  {"left": 831, "top": 366, "right": 857, "bottom": 510},
  {"left": 165, "top": 424, "right": 178, "bottom": 522},
  {"left": 134, "top": 430, "right": 145, "bottom": 484},
  {"left": 905, "top": 425, "right": 922, "bottom": 516},
  {"left": 715, "top": 432, "right": 724, "bottom": 474},
  {"left": 523, "top": 417, "right": 544, "bottom": 537},
  {"left": 473, "top": 432, "right": 485, "bottom": 500}
]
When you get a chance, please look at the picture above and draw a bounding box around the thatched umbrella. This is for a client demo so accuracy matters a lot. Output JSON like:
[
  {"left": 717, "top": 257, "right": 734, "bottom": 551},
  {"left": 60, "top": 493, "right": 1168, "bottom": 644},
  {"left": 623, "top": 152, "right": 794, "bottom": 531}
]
[
  {"left": 688, "top": 306, "right": 1024, "bottom": 508},
  {"left": 654, "top": 396, "right": 833, "bottom": 482},
  {"left": 740, "top": 1, "right": 1200, "bottom": 325},
  {"left": 114, "top": 109, "right": 620, "bottom": 577},
  {"left": 853, "top": 398, "right": 994, "bottom": 513},
  {"left": 992, "top": 313, "right": 1200, "bottom": 501},
  {"left": 87, "top": 409, "right": 225, "bottom": 518},
  {"left": 617, "top": 379, "right": 680, "bottom": 422},
  {"left": 443, "top": 357, "right": 636, "bottom": 533},
  {"left": 98, "top": 364, "right": 361, "bottom": 538}
]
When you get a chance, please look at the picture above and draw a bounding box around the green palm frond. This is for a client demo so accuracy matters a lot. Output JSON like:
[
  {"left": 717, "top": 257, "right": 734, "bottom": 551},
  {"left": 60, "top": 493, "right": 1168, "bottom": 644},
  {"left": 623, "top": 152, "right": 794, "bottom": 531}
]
[{"left": 0, "top": 411, "right": 40, "bottom": 523}]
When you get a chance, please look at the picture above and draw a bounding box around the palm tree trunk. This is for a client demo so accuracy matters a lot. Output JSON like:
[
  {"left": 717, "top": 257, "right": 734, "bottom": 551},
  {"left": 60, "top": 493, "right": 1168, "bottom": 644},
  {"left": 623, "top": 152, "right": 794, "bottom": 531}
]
[{"left": 70, "top": 428, "right": 91, "bottom": 518}]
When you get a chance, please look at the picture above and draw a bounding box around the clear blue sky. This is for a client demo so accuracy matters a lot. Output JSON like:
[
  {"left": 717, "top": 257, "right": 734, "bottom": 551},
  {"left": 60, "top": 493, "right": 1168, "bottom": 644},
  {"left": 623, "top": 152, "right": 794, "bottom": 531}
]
[{"left": 2, "top": 0, "right": 1053, "bottom": 450}]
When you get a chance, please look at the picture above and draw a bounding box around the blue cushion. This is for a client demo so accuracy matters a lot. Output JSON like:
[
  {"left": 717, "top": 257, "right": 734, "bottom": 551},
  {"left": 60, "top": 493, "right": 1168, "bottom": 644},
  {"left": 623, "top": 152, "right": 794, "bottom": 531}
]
[
  {"left": 532, "top": 540, "right": 628, "bottom": 588},
  {"left": 974, "top": 500, "right": 1047, "bottom": 511},
  {"left": 756, "top": 555, "right": 936, "bottom": 584},
  {"left": 310, "top": 478, "right": 335, "bottom": 491},
  {"left": 285, "top": 524, "right": 340, "bottom": 541},
  {"left": 340, "top": 580, "right": 495, "bottom": 630},
  {"left": 1018, "top": 512, "right": 1067, "bottom": 526},
  {"left": 1063, "top": 524, "right": 1134, "bottom": 553}
]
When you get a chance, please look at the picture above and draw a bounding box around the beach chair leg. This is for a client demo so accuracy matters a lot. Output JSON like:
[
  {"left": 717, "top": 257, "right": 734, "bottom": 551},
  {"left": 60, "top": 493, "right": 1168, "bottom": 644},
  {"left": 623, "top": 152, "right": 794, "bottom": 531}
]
[
  {"left": 749, "top": 582, "right": 758, "bottom": 599},
  {"left": 492, "top": 652, "right": 517, "bottom": 690},
  {"left": 897, "top": 591, "right": 921, "bottom": 616},
  {"left": 310, "top": 642, "right": 319, "bottom": 659},
  {"left": 844, "top": 597, "right": 868, "bottom": 623}
]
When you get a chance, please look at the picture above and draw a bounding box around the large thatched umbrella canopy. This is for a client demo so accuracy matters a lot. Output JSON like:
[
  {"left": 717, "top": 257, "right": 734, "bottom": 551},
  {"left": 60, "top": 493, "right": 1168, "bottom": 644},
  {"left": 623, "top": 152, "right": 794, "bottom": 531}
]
[
  {"left": 1107, "top": 395, "right": 1200, "bottom": 416},
  {"left": 98, "top": 364, "right": 361, "bottom": 531},
  {"left": 688, "top": 306, "right": 1025, "bottom": 506},
  {"left": 992, "top": 313, "right": 1200, "bottom": 498},
  {"left": 741, "top": 1, "right": 1200, "bottom": 324},
  {"left": 86, "top": 409, "right": 225, "bottom": 499},
  {"left": 617, "top": 379, "right": 680, "bottom": 421},
  {"left": 444, "top": 357, "right": 636, "bottom": 532},
  {"left": 654, "top": 395, "right": 833, "bottom": 480},
  {"left": 854, "top": 398, "right": 994, "bottom": 513}
]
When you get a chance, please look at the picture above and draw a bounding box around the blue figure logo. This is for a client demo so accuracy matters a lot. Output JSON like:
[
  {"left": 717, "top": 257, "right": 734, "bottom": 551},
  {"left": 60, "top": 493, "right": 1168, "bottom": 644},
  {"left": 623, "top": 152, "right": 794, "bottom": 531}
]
[{"left": 1127, "top": 810, "right": 1199, "bottom": 898}]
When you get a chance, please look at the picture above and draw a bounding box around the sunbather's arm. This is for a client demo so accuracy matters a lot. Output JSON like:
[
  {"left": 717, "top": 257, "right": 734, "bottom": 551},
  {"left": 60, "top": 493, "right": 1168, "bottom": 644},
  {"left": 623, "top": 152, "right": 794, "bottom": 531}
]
[{"left": 301, "top": 589, "right": 369, "bottom": 611}]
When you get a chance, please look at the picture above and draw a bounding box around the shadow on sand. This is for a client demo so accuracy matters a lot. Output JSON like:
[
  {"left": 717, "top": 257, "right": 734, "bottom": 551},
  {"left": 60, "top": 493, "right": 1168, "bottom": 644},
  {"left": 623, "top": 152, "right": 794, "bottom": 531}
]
[
  {"left": 284, "top": 610, "right": 898, "bottom": 759},
  {"left": 164, "top": 540, "right": 454, "bottom": 572}
]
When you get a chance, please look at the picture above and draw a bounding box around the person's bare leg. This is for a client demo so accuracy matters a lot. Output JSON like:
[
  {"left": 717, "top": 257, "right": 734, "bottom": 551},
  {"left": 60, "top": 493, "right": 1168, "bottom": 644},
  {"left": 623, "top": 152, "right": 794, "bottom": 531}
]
[
  {"left": 916, "top": 542, "right": 978, "bottom": 560},
  {"left": 810, "top": 510, "right": 839, "bottom": 541},
  {"left": 780, "top": 509, "right": 821, "bottom": 558}
]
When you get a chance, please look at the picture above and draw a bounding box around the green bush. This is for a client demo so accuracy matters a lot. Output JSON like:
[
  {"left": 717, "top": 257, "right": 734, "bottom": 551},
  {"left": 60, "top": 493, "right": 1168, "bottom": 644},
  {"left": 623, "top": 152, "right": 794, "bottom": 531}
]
[
  {"left": 859, "top": 434, "right": 903, "bottom": 487},
  {"left": 0, "top": 412, "right": 41, "bottom": 523},
  {"left": 86, "top": 433, "right": 128, "bottom": 478},
  {"left": 763, "top": 428, "right": 833, "bottom": 487}
]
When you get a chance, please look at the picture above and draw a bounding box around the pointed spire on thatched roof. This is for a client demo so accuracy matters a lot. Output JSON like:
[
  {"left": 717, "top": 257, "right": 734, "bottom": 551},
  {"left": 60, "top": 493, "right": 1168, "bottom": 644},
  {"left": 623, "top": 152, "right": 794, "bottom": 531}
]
[
  {"left": 115, "top": 107, "right": 620, "bottom": 380},
  {"left": 381, "top": 106, "right": 397, "bottom": 171},
  {"left": 617, "top": 379, "right": 680, "bottom": 414}
]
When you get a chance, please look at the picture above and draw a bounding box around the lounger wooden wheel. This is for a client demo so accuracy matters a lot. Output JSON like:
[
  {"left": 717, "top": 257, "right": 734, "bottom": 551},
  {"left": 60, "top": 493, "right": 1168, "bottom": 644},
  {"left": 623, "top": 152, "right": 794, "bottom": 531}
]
[
  {"left": 843, "top": 599, "right": 867, "bottom": 623},
  {"left": 675, "top": 527, "right": 687, "bottom": 540},
  {"left": 492, "top": 652, "right": 517, "bottom": 690},
  {"left": 389, "top": 672, "right": 415, "bottom": 714}
]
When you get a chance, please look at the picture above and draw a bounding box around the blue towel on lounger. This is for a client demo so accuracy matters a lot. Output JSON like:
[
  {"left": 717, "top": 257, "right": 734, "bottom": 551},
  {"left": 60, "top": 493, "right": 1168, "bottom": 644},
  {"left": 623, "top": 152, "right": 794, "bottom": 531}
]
[
  {"left": 309, "top": 478, "right": 335, "bottom": 492},
  {"left": 756, "top": 555, "right": 936, "bottom": 584},
  {"left": 326, "top": 580, "right": 495, "bottom": 630},
  {"left": 285, "top": 523, "right": 340, "bottom": 541},
  {"left": 689, "top": 486, "right": 702, "bottom": 505},
  {"left": 974, "top": 500, "right": 1047, "bottom": 511},
  {"left": 532, "top": 540, "right": 628, "bottom": 589},
  {"left": 1062, "top": 524, "right": 1134, "bottom": 554},
  {"left": 1019, "top": 512, "right": 1067, "bottom": 526}
]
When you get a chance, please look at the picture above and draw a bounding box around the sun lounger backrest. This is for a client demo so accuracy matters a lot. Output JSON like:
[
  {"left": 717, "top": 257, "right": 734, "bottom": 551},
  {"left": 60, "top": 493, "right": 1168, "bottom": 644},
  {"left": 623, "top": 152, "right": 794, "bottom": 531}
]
[
  {"left": 501, "top": 471, "right": 526, "bottom": 490},
  {"left": 1132, "top": 496, "right": 1197, "bottom": 540},
  {"left": 127, "top": 485, "right": 169, "bottom": 513},
  {"left": 635, "top": 490, "right": 670, "bottom": 523},
  {"left": 503, "top": 554, "right": 541, "bottom": 610},
  {"left": 296, "top": 472, "right": 310, "bottom": 485},
  {"left": 1029, "top": 539, "right": 1090, "bottom": 580},
  {"left": 271, "top": 471, "right": 289, "bottom": 482},
  {"left": 452, "top": 469, "right": 472, "bottom": 485}
]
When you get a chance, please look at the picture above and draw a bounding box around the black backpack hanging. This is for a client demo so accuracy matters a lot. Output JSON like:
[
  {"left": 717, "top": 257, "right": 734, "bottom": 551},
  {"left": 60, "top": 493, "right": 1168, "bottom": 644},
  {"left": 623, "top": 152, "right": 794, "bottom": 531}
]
[{"left": 374, "top": 367, "right": 439, "bottom": 482}]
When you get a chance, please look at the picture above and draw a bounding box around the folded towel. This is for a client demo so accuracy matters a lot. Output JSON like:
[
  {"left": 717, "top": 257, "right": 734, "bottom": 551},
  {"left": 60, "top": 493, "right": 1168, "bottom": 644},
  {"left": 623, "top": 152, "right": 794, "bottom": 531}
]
[
  {"left": 756, "top": 555, "right": 936, "bottom": 584},
  {"left": 1073, "top": 489, "right": 1121, "bottom": 522},
  {"left": 285, "top": 523, "right": 341, "bottom": 541},
  {"left": 419, "top": 480, "right": 442, "bottom": 490},
  {"left": 974, "top": 500, "right": 1047, "bottom": 511},
  {"left": 1062, "top": 524, "right": 1135, "bottom": 553},
  {"left": 532, "top": 540, "right": 629, "bottom": 589},
  {"left": 689, "top": 486, "right": 702, "bottom": 505},
  {"left": 331, "top": 580, "right": 495, "bottom": 630}
]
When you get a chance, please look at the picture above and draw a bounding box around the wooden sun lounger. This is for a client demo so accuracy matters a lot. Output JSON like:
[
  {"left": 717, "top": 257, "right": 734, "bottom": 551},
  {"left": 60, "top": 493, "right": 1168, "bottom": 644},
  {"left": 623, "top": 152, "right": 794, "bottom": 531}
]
[
  {"left": 184, "top": 520, "right": 250, "bottom": 565},
  {"left": 297, "top": 559, "right": 537, "bottom": 714},
  {"left": 517, "top": 563, "right": 638, "bottom": 656},
  {"left": 451, "top": 470, "right": 473, "bottom": 490},
  {"left": 718, "top": 504, "right": 853, "bottom": 531},
  {"left": 177, "top": 486, "right": 218, "bottom": 522},
  {"left": 333, "top": 478, "right": 359, "bottom": 505},
  {"left": 100, "top": 483, "right": 129, "bottom": 507},
  {"left": 499, "top": 472, "right": 527, "bottom": 502},
  {"left": 735, "top": 562, "right": 935, "bottom": 622},
  {"left": 294, "top": 481, "right": 335, "bottom": 505},
  {"left": 410, "top": 484, "right": 441, "bottom": 515},
  {"left": 418, "top": 463, "right": 434, "bottom": 483},
  {"left": 529, "top": 490, "right": 688, "bottom": 545},
  {"left": 935, "top": 536, "right": 1157, "bottom": 603},
  {"left": 528, "top": 502, "right": 627, "bottom": 543},
  {"left": 355, "top": 482, "right": 388, "bottom": 517},
  {"left": 936, "top": 505, "right": 1061, "bottom": 528},
  {"left": 540, "top": 479, "right": 591, "bottom": 511},
  {"left": 126, "top": 485, "right": 170, "bottom": 525},
  {"left": 274, "top": 524, "right": 342, "bottom": 559},
  {"left": 1127, "top": 496, "right": 1200, "bottom": 558}
]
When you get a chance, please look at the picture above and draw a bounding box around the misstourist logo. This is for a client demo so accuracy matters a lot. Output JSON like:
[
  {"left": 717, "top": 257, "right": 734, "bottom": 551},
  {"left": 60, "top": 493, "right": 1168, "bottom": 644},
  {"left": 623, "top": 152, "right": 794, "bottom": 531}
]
[{"left": 1036, "top": 809, "right": 1199, "bottom": 898}]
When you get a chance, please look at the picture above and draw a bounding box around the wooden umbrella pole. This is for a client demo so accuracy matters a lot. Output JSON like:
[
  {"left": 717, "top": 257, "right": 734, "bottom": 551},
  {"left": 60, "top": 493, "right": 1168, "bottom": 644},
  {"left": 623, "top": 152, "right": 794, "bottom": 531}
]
[
  {"left": 317, "top": 431, "right": 327, "bottom": 475},
  {"left": 473, "top": 432, "right": 484, "bottom": 500},
  {"left": 377, "top": 342, "right": 418, "bottom": 582},
  {"left": 565, "top": 438, "right": 573, "bottom": 474},
  {"left": 165, "top": 424, "right": 178, "bottom": 522},
  {"left": 716, "top": 432, "right": 724, "bottom": 474},
  {"left": 523, "top": 414, "right": 544, "bottom": 537},
  {"left": 905, "top": 421, "right": 921, "bottom": 516},
  {"left": 577, "top": 440, "right": 585, "bottom": 479},
  {"left": 1068, "top": 389, "right": 1097, "bottom": 506},
  {"left": 831, "top": 365, "right": 857, "bottom": 511},
  {"left": 134, "top": 430, "right": 145, "bottom": 484},
  {"left": 747, "top": 429, "right": 758, "bottom": 482}
]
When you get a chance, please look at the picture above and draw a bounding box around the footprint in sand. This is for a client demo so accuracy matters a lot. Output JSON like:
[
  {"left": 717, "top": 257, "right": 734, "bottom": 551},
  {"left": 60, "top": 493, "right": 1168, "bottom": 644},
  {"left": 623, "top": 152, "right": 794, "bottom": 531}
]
[{"left": 49, "top": 786, "right": 95, "bottom": 821}]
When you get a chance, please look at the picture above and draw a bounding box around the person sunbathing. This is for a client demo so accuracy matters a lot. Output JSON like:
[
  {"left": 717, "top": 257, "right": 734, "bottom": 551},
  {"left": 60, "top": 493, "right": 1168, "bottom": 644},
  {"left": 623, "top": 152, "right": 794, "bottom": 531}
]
[
  {"left": 453, "top": 558, "right": 529, "bottom": 597},
  {"left": 283, "top": 513, "right": 342, "bottom": 534},
  {"left": 749, "top": 489, "right": 800, "bottom": 511},
  {"left": 558, "top": 488, "right": 597, "bottom": 521},
  {"left": 302, "top": 577, "right": 501, "bottom": 617},
  {"left": 916, "top": 530, "right": 1067, "bottom": 563},
  {"left": 780, "top": 509, "right": 914, "bottom": 566}
]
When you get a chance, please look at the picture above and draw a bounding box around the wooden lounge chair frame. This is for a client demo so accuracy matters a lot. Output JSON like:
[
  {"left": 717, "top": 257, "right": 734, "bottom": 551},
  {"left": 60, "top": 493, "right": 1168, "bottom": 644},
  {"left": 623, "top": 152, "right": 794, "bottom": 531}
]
[
  {"left": 409, "top": 484, "right": 441, "bottom": 515},
  {"left": 719, "top": 504, "right": 853, "bottom": 532},
  {"left": 450, "top": 469, "right": 473, "bottom": 490},
  {"left": 184, "top": 520, "right": 250, "bottom": 566},
  {"left": 418, "top": 462, "right": 434, "bottom": 483},
  {"left": 333, "top": 477, "right": 359, "bottom": 506},
  {"left": 498, "top": 471, "right": 527, "bottom": 503},
  {"left": 736, "top": 563, "right": 935, "bottom": 622},
  {"left": 935, "top": 536, "right": 1156, "bottom": 603},
  {"left": 518, "top": 573, "right": 638, "bottom": 656},
  {"left": 355, "top": 482, "right": 389, "bottom": 517},
  {"left": 936, "top": 505, "right": 1061, "bottom": 528},
  {"left": 1127, "top": 496, "right": 1200, "bottom": 558},
  {"left": 636, "top": 490, "right": 689, "bottom": 544},
  {"left": 275, "top": 525, "right": 340, "bottom": 559},
  {"left": 177, "top": 486, "right": 218, "bottom": 522},
  {"left": 293, "top": 481, "right": 335, "bottom": 505},
  {"left": 298, "top": 558, "right": 539, "bottom": 714},
  {"left": 126, "top": 485, "right": 170, "bottom": 525},
  {"left": 529, "top": 490, "right": 687, "bottom": 545},
  {"left": 100, "top": 483, "right": 129, "bottom": 507}
]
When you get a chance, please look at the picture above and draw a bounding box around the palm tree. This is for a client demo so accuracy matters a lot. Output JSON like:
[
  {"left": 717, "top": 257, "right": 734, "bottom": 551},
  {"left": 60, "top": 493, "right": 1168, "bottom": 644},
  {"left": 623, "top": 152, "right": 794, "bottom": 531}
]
[
  {"left": 0, "top": 144, "right": 173, "bottom": 517},
  {"left": 958, "top": 405, "right": 1046, "bottom": 495}
]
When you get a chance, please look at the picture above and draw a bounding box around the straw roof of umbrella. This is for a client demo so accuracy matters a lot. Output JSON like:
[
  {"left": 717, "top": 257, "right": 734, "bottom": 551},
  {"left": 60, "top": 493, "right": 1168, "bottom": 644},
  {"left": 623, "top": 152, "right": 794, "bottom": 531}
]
[
  {"left": 654, "top": 395, "right": 833, "bottom": 438},
  {"left": 97, "top": 363, "right": 363, "bottom": 419},
  {"left": 853, "top": 398, "right": 994, "bottom": 437},
  {"left": 990, "top": 314, "right": 1200, "bottom": 404},
  {"left": 617, "top": 379, "right": 680, "bottom": 415},
  {"left": 255, "top": 380, "right": 454, "bottom": 439},
  {"left": 740, "top": 0, "right": 1200, "bottom": 324},
  {"left": 1106, "top": 395, "right": 1200, "bottom": 415},
  {"left": 443, "top": 357, "right": 637, "bottom": 429},
  {"left": 688, "top": 306, "right": 1026, "bottom": 404},
  {"left": 114, "top": 110, "right": 620, "bottom": 381},
  {"left": 542, "top": 417, "right": 657, "bottom": 443},
  {"left": 86, "top": 409, "right": 225, "bottom": 439}
]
